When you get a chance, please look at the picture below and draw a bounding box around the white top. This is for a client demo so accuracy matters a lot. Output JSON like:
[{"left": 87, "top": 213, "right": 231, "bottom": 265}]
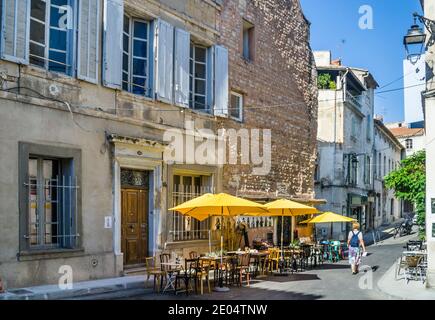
[{"left": 348, "top": 229, "right": 363, "bottom": 241}]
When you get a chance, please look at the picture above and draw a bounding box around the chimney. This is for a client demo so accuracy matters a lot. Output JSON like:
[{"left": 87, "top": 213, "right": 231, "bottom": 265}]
[{"left": 331, "top": 59, "right": 342, "bottom": 66}]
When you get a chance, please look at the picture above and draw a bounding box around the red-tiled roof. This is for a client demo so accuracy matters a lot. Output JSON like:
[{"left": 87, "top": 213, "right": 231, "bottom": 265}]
[{"left": 389, "top": 127, "right": 425, "bottom": 138}]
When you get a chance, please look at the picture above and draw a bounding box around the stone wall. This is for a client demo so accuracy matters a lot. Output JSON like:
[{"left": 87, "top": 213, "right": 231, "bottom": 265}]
[{"left": 217, "top": 0, "right": 318, "bottom": 199}]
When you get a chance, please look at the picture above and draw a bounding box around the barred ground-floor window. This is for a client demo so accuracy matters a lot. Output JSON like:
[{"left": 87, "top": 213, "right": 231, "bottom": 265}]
[
  {"left": 171, "top": 174, "right": 213, "bottom": 241},
  {"left": 20, "top": 143, "right": 81, "bottom": 251}
]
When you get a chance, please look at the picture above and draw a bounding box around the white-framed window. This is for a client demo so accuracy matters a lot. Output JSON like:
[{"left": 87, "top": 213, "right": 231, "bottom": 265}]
[
  {"left": 29, "top": 0, "right": 75, "bottom": 76},
  {"left": 405, "top": 139, "right": 413, "bottom": 150},
  {"left": 189, "top": 44, "right": 208, "bottom": 112},
  {"left": 122, "top": 15, "right": 150, "bottom": 96},
  {"left": 230, "top": 91, "right": 243, "bottom": 121}
]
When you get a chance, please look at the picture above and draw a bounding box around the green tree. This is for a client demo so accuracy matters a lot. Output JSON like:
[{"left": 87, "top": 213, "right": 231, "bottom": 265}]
[
  {"left": 384, "top": 150, "right": 426, "bottom": 239},
  {"left": 317, "top": 73, "right": 337, "bottom": 90}
]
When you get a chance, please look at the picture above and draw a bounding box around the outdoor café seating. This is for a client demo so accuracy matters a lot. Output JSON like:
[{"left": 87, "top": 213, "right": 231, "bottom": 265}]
[{"left": 396, "top": 240, "right": 428, "bottom": 284}]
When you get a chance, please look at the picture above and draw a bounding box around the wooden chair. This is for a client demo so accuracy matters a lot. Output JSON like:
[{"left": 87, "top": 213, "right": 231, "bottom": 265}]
[
  {"left": 145, "top": 257, "right": 163, "bottom": 293},
  {"left": 197, "top": 258, "right": 212, "bottom": 294},
  {"left": 159, "top": 253, "right": 172, "bottom": 292},
  {"left": 189, "top": 251, "right": 199, "bottom": 259},
  {"left": 175, "top": 258, "right": 198, "bottom": 296},
  {"left": 237, "top": 254, "right": 251, "bottom": 286},
  {"left": 267, "top": 248, "right": 280, "bottom": 272}
]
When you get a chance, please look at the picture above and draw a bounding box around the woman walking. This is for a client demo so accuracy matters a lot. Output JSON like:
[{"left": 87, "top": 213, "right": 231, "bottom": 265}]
[{"left": 347, "top": 222, "right": 366, "bottom": 275}]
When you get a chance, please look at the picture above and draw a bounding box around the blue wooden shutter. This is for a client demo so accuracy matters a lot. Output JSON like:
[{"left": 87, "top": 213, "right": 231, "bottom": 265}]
[
  {"left": 214, "top": 45, "right": 229, "bottom": 116},
  {"left": 0, "top": 0, "right": 30, "bottom": 64},
  {"left": 155, "top": 19, "right": 174, "bottom": 103},
  {"left": 102, "top": 0, "right": 123, "bottom": 89},
  {"left": 206, "top": 46, "right": 214, "bottom": 113},
  {"left": 78, "top": 0, "right": 100, "bottom": 83},
  {"left": 174, "top": 28, "right": 190, "bottom": 107}
]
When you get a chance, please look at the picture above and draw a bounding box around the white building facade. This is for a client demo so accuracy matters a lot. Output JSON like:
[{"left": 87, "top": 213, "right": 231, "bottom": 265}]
[
  {"left": 373, "top": 119, "right": 405, "bottom": 228},
  {"left": 314, "top": 51, "right": 378, "bottom": 240}
]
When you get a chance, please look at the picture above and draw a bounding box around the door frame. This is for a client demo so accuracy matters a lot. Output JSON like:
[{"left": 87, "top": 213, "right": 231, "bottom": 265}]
[{"left": 113, "top": 157, "right": 163, "bottom": 272}]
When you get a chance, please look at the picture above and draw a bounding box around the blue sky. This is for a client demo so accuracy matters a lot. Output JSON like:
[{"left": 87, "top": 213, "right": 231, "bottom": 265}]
[{"left": 300, "top": 0, "right": 423, "bottom": 123}]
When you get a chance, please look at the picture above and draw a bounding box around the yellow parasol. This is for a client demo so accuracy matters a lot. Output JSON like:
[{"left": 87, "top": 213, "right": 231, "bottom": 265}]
[
  {"left": 169, "top": 193, "right": 268, "bottom": 291},
  {"left": 246, "top": 199, "right": 319, "bottom": 261},
  {"left": 304, "top": 212, "right": 357, "bottom": 239}
]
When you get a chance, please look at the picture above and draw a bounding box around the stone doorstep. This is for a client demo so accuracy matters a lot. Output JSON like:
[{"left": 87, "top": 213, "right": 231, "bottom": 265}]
[{"left": 0, "top": 275, "right": 149, "bottom": 300}]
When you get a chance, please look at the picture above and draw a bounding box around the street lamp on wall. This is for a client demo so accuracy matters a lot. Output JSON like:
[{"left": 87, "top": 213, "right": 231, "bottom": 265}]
[{"left": 404, "top": 13, "right": 435, "bottom": 63}]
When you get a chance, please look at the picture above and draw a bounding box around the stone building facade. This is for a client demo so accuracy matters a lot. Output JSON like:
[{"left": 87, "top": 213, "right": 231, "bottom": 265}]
[
  {"left": 314, "top": 51, "right": 378, "bottom": 240},
  {"left": 373, "top": 118, "right": 404, "bottom": 228},
  {"left": 0, "top": 0, "right": 317, "bottom": 288}
]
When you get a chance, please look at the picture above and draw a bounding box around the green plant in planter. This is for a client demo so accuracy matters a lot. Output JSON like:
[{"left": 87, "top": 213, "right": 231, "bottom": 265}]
[{"left": 318, "top": 73, "right": 337, "bottom": 90}]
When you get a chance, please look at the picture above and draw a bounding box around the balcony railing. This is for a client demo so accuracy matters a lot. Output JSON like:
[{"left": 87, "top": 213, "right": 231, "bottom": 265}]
[{"left": 346, "top": 92, "right": 363, "bottom": 109}]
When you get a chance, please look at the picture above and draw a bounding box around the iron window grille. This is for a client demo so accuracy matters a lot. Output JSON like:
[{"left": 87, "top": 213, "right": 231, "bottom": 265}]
[
  {"left": 171, "top": 175, "right": 213, "bottom": 241},
  {"left": 24, "top": 157, "right": 79, "bottom": 249}
]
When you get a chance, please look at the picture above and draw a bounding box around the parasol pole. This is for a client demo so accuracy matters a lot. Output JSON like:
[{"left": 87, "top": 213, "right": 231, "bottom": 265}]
[
  {"left": 280, "top": 209, "right": 284, "bottom": 262},
  {"left": 208, "top": 214, "right": 211, "bottom": 255}
]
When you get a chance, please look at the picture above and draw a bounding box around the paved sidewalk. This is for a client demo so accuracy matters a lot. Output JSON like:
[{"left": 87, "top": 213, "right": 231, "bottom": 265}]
[
  {"left": 0, "top": 275, "right": 150, "bottom": 300},
  {"left": 363, "top": 220, "right": 404, "bottom": 247},
  {"left": 377, "top": 259, "right": 435, "bottom": 300}
]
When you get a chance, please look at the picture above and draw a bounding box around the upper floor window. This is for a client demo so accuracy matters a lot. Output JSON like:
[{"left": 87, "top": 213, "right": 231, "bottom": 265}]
[
  {"left": 29, "top": 0, "right": 75, "bottom": 75},
  {"left": 122, "top": 15, "right": 150, "bottom": 96},
  {"left": 230, "top": 92, "right": 243, "bottom": 121},
  {"left": 242, "top": 19, "right": 255, "bottom": 61},
  {"left": 189, "top": 44, "right": 208, "bottom": 111},
  {"left": 405, "top": 139, "right": 413, "bottom": 150}
]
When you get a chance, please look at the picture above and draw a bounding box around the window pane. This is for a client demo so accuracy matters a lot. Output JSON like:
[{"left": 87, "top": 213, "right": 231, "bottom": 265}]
[
  {"left": 195, "top": 47, "right": 206, "bottom": 62},
  {"left": 122, "top": 72, "right": 129, "bottom": 91},
  {"left": 194, "top": 95, "right": 206, "bottom": 110},
  {"left": 183, "top": 176, "right": 192, "bottom": 189},
  {"left": 124, "top": 15, "right": 130, "bottom": 33},
  {"left": 50, "top": 5, "right": 68, "bottom": 30},
  {"left": 30, "top": 20, "right": 46, "bottom": 44},
  {"left": 194, "top": 63, "right": 206, "bottom": 79},
  {"left": 51, "top": 0, "right": 68, "bottom": 6},
  {"left": 133, "top": 58, "right": 146, "bottom": 76},
  {"left": 123, "top": 34, "right": 129, "bottom": 53},
  {"left": 194, "top": 79, "right": 205, "bottom": 95},
  {"left": 48, "top": 50, "right": 67, "bottom": 73},
  {"left": 31, "top": 0, "right": 46, "bottom": 22},
  {"left": 230, "top": 94, "right": 241, "bottom": 119},
  {"left": 132, "top": 77, "right": 146, "bottom": 95},
  {"left": 133, "top": 21, "right": 147, "bottom": 39},
  {"left": 133, "top": 40, "right": 147, "bottom": 58},
  {"left": 49, "top": 29, "right": 67, "bottom": 51},
  {"left": 123, "top": 53, "right": 129, "bottom": 73}
]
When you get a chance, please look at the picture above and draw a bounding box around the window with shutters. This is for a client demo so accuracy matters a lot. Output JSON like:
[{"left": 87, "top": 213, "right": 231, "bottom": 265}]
[
  {"left": 29, "top": 0, "right": 75, "bottom": 76},
  {"left": 122, "top": 15, "right": 150, "bottom": 96},
  {"left": 189, "top": 44, "right": 209, "bottom": 112}
]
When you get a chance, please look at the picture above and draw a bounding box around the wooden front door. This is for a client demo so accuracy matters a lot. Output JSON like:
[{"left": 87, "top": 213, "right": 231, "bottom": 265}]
[{"left": 121, "top": 188, "right": 148, "bottom": 266}]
